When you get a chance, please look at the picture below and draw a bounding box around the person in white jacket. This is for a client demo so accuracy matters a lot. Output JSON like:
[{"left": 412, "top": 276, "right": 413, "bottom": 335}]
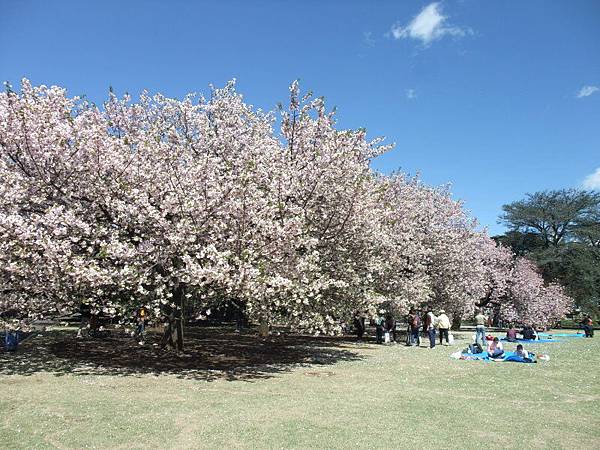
[{"left": 437, "top": 310, "right": 451, "bottom": 345}]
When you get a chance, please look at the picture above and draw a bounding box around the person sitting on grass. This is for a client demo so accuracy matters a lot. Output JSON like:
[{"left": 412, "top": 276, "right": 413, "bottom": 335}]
[
  {"left": 487, "top": 337, "right": 504, "bottom": 359},
  {"left": 521, "top": 325, "right": 538, "bottom": 340},
  {"left": 506, "top": 324, "right": 518, "bottom": 342},
  {"left": 582, "top": 315, "right": 594, "bottom": 338},
  {"left": 515, "top": 344, "right": 535, "bottom": 363},
  {"left": 515, "top": 344, "right": 528, "bottom": 359}
]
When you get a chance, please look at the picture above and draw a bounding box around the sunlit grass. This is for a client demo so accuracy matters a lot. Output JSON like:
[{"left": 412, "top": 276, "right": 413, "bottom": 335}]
[{"left": 1, "top": 329, "right": 598, "bottom": 449}]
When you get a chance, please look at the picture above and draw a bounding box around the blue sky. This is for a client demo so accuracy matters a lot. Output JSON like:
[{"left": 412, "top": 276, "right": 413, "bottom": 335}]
[{"left": 1, "top": 0, "right": 599, "bottom": 235}]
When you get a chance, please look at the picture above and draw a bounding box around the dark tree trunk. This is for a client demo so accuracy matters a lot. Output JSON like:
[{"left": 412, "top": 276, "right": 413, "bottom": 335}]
[
  {"left": 159, "top": 283, "right": 185, "bottom": 352},
  {"left": 174, "top": 284, "right": 185, "bottom": 352},
  {"left": 233, "top": 298, "right": 247, "bottom": 331},
  {"left": 159, "top": 319, "right": 175, "bottom": 349}
]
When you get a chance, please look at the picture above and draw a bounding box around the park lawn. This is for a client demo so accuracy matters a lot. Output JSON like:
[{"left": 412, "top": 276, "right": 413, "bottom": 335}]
[{"left": 0, "top": 329, "right": 599, "bottom": 449}]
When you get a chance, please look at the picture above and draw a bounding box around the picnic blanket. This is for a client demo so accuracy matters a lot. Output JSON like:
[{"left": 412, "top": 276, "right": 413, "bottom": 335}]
[
  {"left": 500, "top": 337, "right": 559, "bottom": 343},
  {"left": 538, "top": 333, "right": 584, "bottom": 338},
  {"left": 455, "top": 351, "right": 537, "bottom": 363}
]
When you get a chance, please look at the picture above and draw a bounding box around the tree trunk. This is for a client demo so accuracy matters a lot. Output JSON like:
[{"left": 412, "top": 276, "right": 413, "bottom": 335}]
[
  {"left": 258, "top": 319, "right": 269, "bottom": 338},
  {"left": 160, "top": 284, "right": 185, "bottom": 352},
  {"left": 159, "top": 319, "right": 175, "bottom": 349},
  {"left": 174, "top": 284, "right": 185, "bottom": 352}
]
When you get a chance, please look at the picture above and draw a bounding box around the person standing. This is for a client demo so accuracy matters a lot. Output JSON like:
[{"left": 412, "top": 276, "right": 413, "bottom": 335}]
[
  {"left": 353, "top": 312, "right": 365, "bottom": 341},
  {"left": 384, "top": 313, "right": 396, "bottom": 343},
  {"left": 474, "top": 309, "right": 487, "bottom": 347},
  {"left": 375, "top": 313, "right": 385, "bottom": 344},
  {"left": 134, "top": 307, "right": 146, "bottom": 345},
  {"left": 515, "top": 344, "right": 531, "bottom": 360},
  {"left": 407, "top": 309, "right": 420, "bottom": 346},
  {"left": 425, "top": 309, "right": 437, "bottom": 348},
  {"left": 437, "top": 310, "right": 451, "bottom": 345}
]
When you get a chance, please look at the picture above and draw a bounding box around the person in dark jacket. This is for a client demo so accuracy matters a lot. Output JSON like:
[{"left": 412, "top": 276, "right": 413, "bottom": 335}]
[
  {"left": 353, "top": 312, "right": 366, "bottom": 341},
  {"left": 582, "top": 316, "right": 594, "bottom": 338},
  {"left": 407, "top": 309, "right": 420, "bottom": 346},
  {"left": 424, "top": 309, "right": 437, "bottom": 348},
  {"left": 521, "top": 325, "right": 538, "bottom": 340},
  {"left": 384, "top": 314, "right": 396, "bottom": 342},
  {"left": 375, "top": 313, "right": 385, "bottom": 344}
]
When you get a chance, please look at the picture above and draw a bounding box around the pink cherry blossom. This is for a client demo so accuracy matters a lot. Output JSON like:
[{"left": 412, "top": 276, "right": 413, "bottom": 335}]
[{"left": 0, "top": 80, "right": 573, "bottom": 335}]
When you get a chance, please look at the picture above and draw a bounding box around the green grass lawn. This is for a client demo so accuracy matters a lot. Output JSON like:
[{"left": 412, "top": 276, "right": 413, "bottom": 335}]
[{"left": 1, "top": 328, "right": 599, "bottom": 449}]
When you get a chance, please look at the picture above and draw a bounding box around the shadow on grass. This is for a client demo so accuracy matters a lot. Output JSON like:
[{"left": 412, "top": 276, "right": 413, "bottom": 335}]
[{"left": 0, "top": 327, "right": 367, "bottom": 382}]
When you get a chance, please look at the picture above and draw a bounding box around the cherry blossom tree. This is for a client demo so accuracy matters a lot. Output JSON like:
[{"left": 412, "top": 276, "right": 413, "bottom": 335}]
[
  {"left": 500, "top": 258, "right": 572, "bottom": 328},
  {"left": 0, "top": 79, "right": 573, "bottom": 346}
]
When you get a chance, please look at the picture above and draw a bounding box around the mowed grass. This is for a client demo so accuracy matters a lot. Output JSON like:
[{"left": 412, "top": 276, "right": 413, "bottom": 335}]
[{"left": 1, "top": 329, "right": 599, "bottom": 449}]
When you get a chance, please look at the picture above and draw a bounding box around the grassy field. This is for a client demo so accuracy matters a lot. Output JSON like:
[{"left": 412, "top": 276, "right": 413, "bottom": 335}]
[{"left": 0, "top": 327, "right": 599, "bottom": 449}]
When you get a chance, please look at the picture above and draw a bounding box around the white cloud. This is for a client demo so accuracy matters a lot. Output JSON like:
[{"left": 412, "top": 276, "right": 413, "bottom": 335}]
[
  {"left": 577, "top": 85, "right": 599, "bottom": 98},
  {"left": 406, "top": 89, "right": 417, "bottom": 99},
  {"left": 583, "top": 168, "right": 600, "bottom": 190},
  {"left": 389, "top": 2, "right": 471, "bottom": 46}
]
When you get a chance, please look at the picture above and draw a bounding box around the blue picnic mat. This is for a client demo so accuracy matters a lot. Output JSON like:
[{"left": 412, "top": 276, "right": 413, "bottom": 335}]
[
  {"left": 538, "top": 333, "right": 584, "bottom": 338},
  {"left": 458, "top": 351, "right": 537, "bottom": 363},
  {"left": 500, "top": 337, "right": 559, "bottom": 343}
]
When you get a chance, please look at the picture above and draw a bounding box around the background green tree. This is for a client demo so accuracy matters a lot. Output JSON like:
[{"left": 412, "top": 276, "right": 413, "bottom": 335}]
[{"left": 495, "top": 189, "right": 600, "bottom": 317}]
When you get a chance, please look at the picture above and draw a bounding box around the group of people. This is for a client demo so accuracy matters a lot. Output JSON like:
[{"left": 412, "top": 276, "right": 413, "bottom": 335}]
[
  {"left": 474, "top": 310, "right": 540, "bottom": 345},
  {"left": 406, "top": 309, "right": 452, "bottom": 348},
  {"left": 504, "top": 323, "right": 538, "bottom": 342},
  {"left": 484, "top": 337, "right": 532, "bottom": 361},
  {"left": 354, "top": 308, "right": 596, "bottom": 353},
  {"left": 374, "top": 314, "right": 397, "bottom": 344},
  {"left": 353, "top": 309, "right": 452, "bottom": 348},
  {"left": 352, "top": 312, "right": 399, "bottom": 344}
]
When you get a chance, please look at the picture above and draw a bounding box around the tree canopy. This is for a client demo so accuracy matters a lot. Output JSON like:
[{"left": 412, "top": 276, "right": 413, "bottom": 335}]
[
  {"left": 0, "top": 80, "right": 573, "bottom": 345},
  {"left": 500, "top": 189, "right": 600, "bottom": 247},
  {"left": 497, "top": 189, "right": 600, "bottom": 316}
]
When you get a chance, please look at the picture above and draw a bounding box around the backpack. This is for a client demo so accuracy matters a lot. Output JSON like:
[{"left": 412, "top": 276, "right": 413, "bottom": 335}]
[{"left": 468, "top": 343, "right": 483, "bottom": 354}]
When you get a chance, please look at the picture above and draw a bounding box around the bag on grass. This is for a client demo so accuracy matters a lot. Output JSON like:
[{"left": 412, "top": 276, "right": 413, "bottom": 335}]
[
  {"left": 468, "top": 343, "right": 483, "bottom": 354},
  {"left": 448, "top": 333, "right": 455, "bottom": 345},
  {"left": 384, "top": 332, "right": 391, "bottom": 343}
]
